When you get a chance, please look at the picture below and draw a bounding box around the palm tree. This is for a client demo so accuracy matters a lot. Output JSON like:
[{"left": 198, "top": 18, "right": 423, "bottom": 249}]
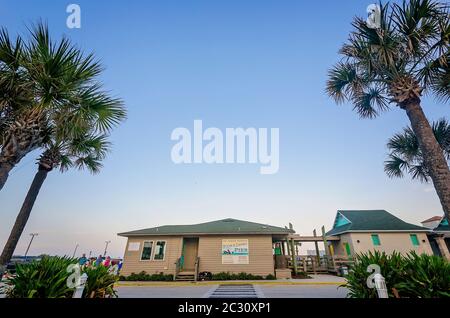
[
  {"left": 0, "top": 29, "right": 40, "bottom": 187},
  {"left": 0, "top": 131, "right": 110, "bottom": 273},
  {"left": 385, "top": 118, "right": 450, "bottom": 182},
  {"left": 326, "top": 0, "right": 450, "bottom": 220},
  {"left": 0, "top": 23, "right": 126, "bottom": 191}
]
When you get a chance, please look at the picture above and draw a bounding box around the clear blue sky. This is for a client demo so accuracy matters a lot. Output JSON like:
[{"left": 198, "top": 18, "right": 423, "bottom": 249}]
[{"left": 0, "top": 0, "right": 447, "bottom": 258}]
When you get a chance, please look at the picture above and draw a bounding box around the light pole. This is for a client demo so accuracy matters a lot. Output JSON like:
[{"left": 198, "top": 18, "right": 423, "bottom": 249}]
[
  {"left": 103, "top": 240, "right": 111, "bottom": 257},
  {"left": 72, "top": 243, "right": 79, "bottom": 258},
  {"left": 24, "top": 233, "right": 39, "bottom": 260}
]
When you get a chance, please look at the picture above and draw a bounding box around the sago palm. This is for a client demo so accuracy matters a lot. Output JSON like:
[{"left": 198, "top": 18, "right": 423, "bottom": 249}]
[
  {"left": 0, "top": 23, "right": 126, "bottom": 191},
  {"left": 385, "top": 118, "right": 450, "bottom": 182},
  {"left": 326, "top": 0, "right": 450, "bottom": 220}
]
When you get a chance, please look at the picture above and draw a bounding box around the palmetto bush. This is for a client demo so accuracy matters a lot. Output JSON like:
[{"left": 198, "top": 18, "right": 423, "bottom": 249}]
[
  {"left": 5, "top": 256, "right": 119, "bottom": 298},
  {"left": 6, "top": 256, "right": 75, "bottom": 298},
  {"left": 83, "top": 265, "right": 118, "bottom": 298},
  {"left": 343, "top": 251, "right": 405, "bottom": 298},
  {"left": 343, "top": 251, "right": 450, "bottom": 298},
  {"left": 396, "top": 253, "right": 450, "bottom": 298}
]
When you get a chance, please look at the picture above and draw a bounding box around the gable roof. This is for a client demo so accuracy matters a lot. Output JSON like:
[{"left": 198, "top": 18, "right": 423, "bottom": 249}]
[
  {"left": 422, "top": 216, "right": 443, "bottom": 223},
  {"left": 118, "top": 218, "right": 294, "bottom": 237},
  {"left": 326, "top": 210, "right": 429, "bottom": 236},
  {"left": 433, "top": 217, "right": 450, "bottom": 232}
]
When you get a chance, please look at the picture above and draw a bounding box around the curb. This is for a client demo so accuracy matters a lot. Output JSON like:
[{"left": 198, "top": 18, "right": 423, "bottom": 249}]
[{"left": 115, "top": 281, "right": 344, "bottom": 287}]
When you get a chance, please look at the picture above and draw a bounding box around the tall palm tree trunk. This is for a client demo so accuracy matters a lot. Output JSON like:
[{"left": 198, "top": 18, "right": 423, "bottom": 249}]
[
  {"left": 403, "top": 101, "right": 450, "bottom": 221},
  {"left": 0, "top": 165, "right": 50, "bottom": 277},
  {"left": 0, "top": 162, "right": 14, "bottom": 191}
]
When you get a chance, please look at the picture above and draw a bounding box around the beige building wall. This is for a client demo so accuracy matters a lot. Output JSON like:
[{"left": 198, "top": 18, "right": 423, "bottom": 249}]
[
  {"left": 120, "top": 236, "right": 183, "bottom": 276},
  {"left": 330, "top": 233, "right": 353, "bottom": 256},
  {"left": 197, "top": 235, "right": 275, "bottom": 276},
  {"left": 120, "top": 234, "right": 276, "bottom": 277},
  {"left": 330, "top": 232, "right": 433, "bottom": 257}
]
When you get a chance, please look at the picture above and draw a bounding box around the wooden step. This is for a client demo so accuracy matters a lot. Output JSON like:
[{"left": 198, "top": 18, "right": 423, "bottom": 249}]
[
  {"left": 175, "top": 277, "right": 195, "bottom": 281},
  {"left": 175, "top": 271, "right": 196, "bottom": 281}
]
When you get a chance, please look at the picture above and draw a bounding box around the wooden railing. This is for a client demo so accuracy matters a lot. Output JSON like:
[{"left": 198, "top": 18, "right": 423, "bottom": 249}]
[
  {"left": 327, "top": 255, "right": 354, "bottom": 273},
  {"left": 174, "top": 257, "right": 181, "bottom": 281},
  {"left": 194, "top": 257, "right": 200, "bottom": 282},
  {"left": 286, "top": 255, "right": 354, "bottom": 274}
]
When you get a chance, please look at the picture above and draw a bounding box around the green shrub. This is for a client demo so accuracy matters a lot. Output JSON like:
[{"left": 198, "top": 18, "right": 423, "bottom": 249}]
[
  {"left": 293, "top": 271, "right": 311, "bottom": 279},
  {"left": 265, "top": 274, "right": 276, "bottom": 280},
  {"left": 6, "top": 256, "right": 76, "bottom": 298},
  {"left": 120, "top": 271, "right": 173, "bottom": 281},
  {"left": 83, "top": 265, "right": 118, "bottom": 298},
  {"left": 211, "top": 272, "right": 267, "bottom": 280},
  {"left": 395, "top": 252, "right": 450, "bottom": 298},
  {"left": 5, "top": 256, "right": 119, "bottom": 298},
  {"left": 342, "top": 251, "right": 450, "bottom": 298},
  {"left": 343, "top": 251, "right": 405, "bottom": 298}
]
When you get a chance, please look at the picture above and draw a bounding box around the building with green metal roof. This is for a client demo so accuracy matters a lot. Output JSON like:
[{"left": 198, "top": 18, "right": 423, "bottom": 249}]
[
  {"left": 433, "top": 217, "right": 450, "bottom": 233},
  {"left": 325, "top": 210, "right": 434, "bottom": 258},
  {"left": 118, "top": 218, "right": 294, "bottom": 280},
  {"left": 424, "top": 216, "right": 450, "bottom": 261},
  {"left": 118, "top": 218, "right": 294, "bottom": 237}
]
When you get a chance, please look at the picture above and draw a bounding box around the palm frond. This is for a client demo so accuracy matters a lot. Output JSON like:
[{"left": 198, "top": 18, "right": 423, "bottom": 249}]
[
  {"left": 328, "top": 0, "right": 449, "bottom": 111},
  {"left": 326, "top": 62, "right": 363, "bottom": 103},
  {"left": 74, "top": 155, "right": 103, "bottom": 174},
  {"left": 429, "top": 62, "right": 450, "bottom": 102},
  {"left": 384, "top": 154, "right": 409, "bottom": 178},
  {"left": 387, "top": 127, "right": 420, "bottom": 159},
  {"left": 432, "top": 118, "right": 450, "bottom": 158},
  {"left": 409, "top": 162, "right": 431, "bottom": 182},
  {"left": 0, "top": 21, "right": 125, "bottom": 175},
  {"left": 385, "top": 118, "right": 450, "bottom": 181},
  {"left": 352, "top": 86, "right": 390, "bottom": 119}
]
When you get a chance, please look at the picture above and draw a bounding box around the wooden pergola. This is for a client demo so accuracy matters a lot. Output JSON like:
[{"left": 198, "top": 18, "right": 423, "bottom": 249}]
[{"left": 273, "top": 225, "right": 341, "bottom": 275}]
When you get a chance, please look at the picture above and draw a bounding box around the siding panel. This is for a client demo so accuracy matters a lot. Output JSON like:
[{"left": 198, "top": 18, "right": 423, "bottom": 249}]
[
  {"left": 330, "top": 232, "right": 433, "bottom": 257},
  {"left": 121, "top": 236, "right": 183, "bottom": 276},
  {"left": 198, "top": 235, "right": 274, "bottom": 276},
  {"left": 120, "top": 235, "right": 276, "bottom": 277},
  {"left": 350, "top": 232, "right": 433, "bottom": 255}
]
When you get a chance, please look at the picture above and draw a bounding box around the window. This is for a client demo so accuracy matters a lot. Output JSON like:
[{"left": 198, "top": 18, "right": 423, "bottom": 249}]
[
  {"left": 371, "top": 234, "right": 381, "bottom": 246},
  {"left": 153, "top": 241, "right": 166, "bottom": 260},
  {"left": 410, "top": 234, "right": 420, "bottom": 246},
  {"left": 141, "top": 241, "right": 153, "bottom": 260}
]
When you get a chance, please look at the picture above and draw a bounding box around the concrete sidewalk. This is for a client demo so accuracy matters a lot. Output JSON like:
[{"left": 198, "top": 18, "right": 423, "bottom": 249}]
[
  {"left": 0, "top": 275, "right": 347, "bottom": 298},
  {"left": 116, "top": 274, "right": 346, "bottom": 287},
  {"left": 116, "top": 274, "right": 347, "bottom": 298},
  {"left": 117, "top": 283, "right": 347, "bottom": 298}
]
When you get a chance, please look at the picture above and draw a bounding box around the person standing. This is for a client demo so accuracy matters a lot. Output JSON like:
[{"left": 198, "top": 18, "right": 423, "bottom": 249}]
[
  {"left": 103, "top": 256, "right": 111, "bottom": 267},
  {"left": 95, "top": 255, "right": 103, "bottom": 266},
  {"left": 78, "top": 253, "right": 87, "bottom": 266}
]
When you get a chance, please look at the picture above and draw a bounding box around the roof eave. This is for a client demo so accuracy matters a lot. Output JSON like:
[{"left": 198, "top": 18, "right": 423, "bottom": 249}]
[
  {"left": 118, "top": 231, "right": 292, "bottom": 237},
  {"left": 327, "top": 229, "right": 431, "bottom": 236},
  {"left": 332, "top": 229, "right": 433, "bottom": 235}
]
